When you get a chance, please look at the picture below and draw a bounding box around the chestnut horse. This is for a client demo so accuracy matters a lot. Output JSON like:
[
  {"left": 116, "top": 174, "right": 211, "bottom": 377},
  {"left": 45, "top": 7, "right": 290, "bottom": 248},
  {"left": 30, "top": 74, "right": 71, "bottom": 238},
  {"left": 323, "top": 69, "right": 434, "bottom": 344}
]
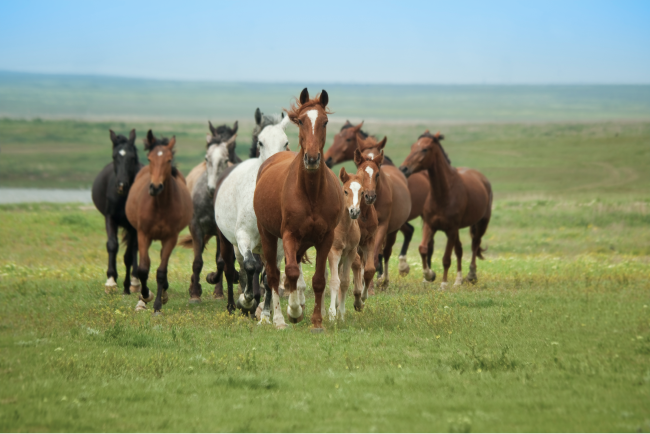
[
  {"left": 399, "top": 131, "right": 492, "bottom": 289},
  {"left": 126, "top": 130, "right": 193, "bottom": 312},
  {"left": 326, "top": 167, "right": 363, "bottom": 321},
  {"left": 353, "top": 135, "right": 411, "bottom": 290},
  {"left": 324, "top": 121, "right": 429, "bottom": 276},
  {"left": 254, "top": 88, "right": 343, "bottom": 330}
]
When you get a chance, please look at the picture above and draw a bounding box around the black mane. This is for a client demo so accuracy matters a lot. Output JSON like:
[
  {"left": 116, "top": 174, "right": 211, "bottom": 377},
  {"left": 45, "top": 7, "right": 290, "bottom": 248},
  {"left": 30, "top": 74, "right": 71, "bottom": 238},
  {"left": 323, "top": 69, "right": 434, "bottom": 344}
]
[
  {"left": 341, "top": 122, "right": 369, "bottom": 139},
  {"left": 419, "top": 131, "right": 450, "bottom": 164}
]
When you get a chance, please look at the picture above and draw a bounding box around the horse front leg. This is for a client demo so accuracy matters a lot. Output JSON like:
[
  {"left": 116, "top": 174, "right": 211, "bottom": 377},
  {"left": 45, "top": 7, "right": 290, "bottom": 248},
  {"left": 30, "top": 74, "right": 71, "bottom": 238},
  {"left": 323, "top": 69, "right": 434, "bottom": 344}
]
[
  {"left": 337, "top": 250, "right": 355, "bottom": 321},
  {"left": 453, "top": 237, "right": 463, "bottom": 287},
  {"left": 126, "top": 227, "right": 140, "bottom": 294},
  {"left": 135, "top": 232, "right": 153, "bottom": 311},
  {"left": 359, "top": 242, "right": 375, "bottom": 302},
  {"left": 104, "top": 216, "right": 119, "bottom": 293},
  {"left": 327, "top": 248, "right": 342, "bottom": 321},
  {"left": 351, "top": 252, "right": 364, "bottom": 312},
  {"left": 311, "top": 233, "right": 335, "bottom": 329},
  {"left": 153, "top": 235, "right": 177, "bottom": 313},
  {"left": 440, "top": 230, "right": 458, "bottom": 290},
  {"left": 259, "top": 227, "right": 285, "bottom": 329},
  {"left": 398, "top": 221, "right": 414, "bottom": 276},
  {"left": 419, "top": 223, "right": 436, "bottom": 282},
  {"left": 378, "top": 230, "right": 397, "bottom": 289},
  {"left": 370, "top": 224, "right": 388, "bottom": 295},
  {"left": 281, "top": 233, "right": 303, "bottom": 323},
  {"left": 188, "top": 221, "right": 205, "bottom": 302}
]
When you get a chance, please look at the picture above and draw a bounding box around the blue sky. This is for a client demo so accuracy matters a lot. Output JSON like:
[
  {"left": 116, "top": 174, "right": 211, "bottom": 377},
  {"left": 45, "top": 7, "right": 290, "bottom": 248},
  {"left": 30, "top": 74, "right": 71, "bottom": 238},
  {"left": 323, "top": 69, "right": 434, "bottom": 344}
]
[{"left": 0, "top": 0, "right": 648, "bottom": 84}]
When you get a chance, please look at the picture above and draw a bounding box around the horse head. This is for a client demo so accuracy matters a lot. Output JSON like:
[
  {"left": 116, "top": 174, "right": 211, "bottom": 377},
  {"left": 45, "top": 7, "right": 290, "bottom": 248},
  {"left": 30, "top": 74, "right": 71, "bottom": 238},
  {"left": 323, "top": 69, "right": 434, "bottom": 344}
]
[
  {"left": 339, "top": 167, "right": 366, "bottom": 220},
  {"left": 205, "top": 134, "right": 236, "bottom": 196},
  {"left": 144, "top": 130, "right": 175, "bottom": 197},
  {"left": 353, "top": 147, "right": 383, "bottom": 205},
  {"left": 251, "top": 109, "right": 284, "bottom": 158},
  {"left": 285, "top": 88, "right": 330, "bottom": 172},
  {"left": 109, "top": 129, "right": 139, "bottom": 196},
  {"left": 356, "top": 132, "right": 387, "bottom": 162},
  {"left": 208, "top": 120, "right": 239, "bottom": 164},
  {"left": 256, "top": 114, "right": 291, "bottom": 162},
  {"left": 399, "top": 130, "right": 447, "bottom": 178},
  {"left": 324, "top": 121, "right": 366, "bottom": 168}
]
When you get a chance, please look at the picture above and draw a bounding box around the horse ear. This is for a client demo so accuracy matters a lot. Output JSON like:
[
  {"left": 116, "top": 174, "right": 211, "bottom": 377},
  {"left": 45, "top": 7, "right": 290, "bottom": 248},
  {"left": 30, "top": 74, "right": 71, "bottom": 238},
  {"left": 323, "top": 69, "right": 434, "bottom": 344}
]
[
  {"left": 109, "top": 129, "right": 117, "bottom": 145},
  {"left": 354, "top": 121, "right": 364, "bottom": 132},
  {"left": 167, "top": 136, "right": 176, "bottom": 150},
  {"left": 232, "top": 121, "right": 238, "bottom": 134},
  {"left": 255, "top": 108, "right": 262, "bottom": 125},
  {"left": 281, "top": 112, "right": 285, "bottom": 119},
  {"left": 344, "top": 120, "right": 351, "bottom": 126},
  {"left": 377, "top": 136, "right": 387, "bottom": 150},
  {"left": 435, "top": 131, "right": 445, "bottom": 141},
  {"left": 356, "top": 132, "right": 366, "bottom": 147},
  {"left": 144, "top": 129, "right": 155, "bottom": 151},
  {"left": 280, "top": 114, "right": 291, "bottom": 130},
  {"left": 319, "top": 90, "right": 328, "bottom": 108},
  {"left": 373, "top": 150, "right": 384, "bottom": 166},
  {"left": 128, "top": 129, "right": 136, "bottom": 144},
  {"left": 353, "top": 148, "right": 364, "bottom": 167},
  {"left": 299, "top": 88, "right": 309, "bottom": 105},
  {"left": 339, "top": 166, "right": 350, "bottom": 184},
  {"left": 226, "top": 134, "right": 237, "bottom": 151},
  {"left": 208, "top": 121, "right": 217, "bottom": 136}
]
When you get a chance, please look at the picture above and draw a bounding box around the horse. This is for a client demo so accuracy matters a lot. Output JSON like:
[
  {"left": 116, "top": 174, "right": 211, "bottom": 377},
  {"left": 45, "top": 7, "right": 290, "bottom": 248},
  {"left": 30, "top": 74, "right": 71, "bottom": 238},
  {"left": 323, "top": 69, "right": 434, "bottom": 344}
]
[
  {"left": 249, "top": 108, "right": 284, "bottom": 158},
  {"left": 215, "top": 114, "right": 297, "bottom": 318},
  {"left": 324, "top": 121, "right": 430, "bottom": 276},
  {"left": 178, "top": 134, "right": 237, "bottom": 303},
  {"left": 92, "top": 129, "right": 143, "bottom": 295},
  {"left": 254, "top": 88, "right": 344, "bottom": 330},
  {"left": 186, "top": 121, "right": 239, "bottom": 194},
  {"left": 126, "top": 130, "right": 193, "bottom": 312},
  {"left": 326, "top": 167, "right": 364, "bottom": 321},
  {"left": 353, "top": 134, "right": 411, "bottom": 291},
  {"left": 399, "top": 131, "right": 492, "bottom": 289}
]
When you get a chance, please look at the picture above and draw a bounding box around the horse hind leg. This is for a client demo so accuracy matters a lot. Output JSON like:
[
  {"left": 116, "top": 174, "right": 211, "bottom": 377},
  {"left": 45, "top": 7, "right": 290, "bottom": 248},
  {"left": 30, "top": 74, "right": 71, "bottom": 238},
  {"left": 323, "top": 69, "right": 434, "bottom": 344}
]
[
  {"left": 351, "top": 252, "right": 364, "bottom": 312},
  {"left": 236, "top": 248, "right": 259, "bottom": 316},
  {"left": 453, "top": 237, "right": 464, "bottom": 287},
  {"left": 134, "top": 233, "right": 153, "bottom": 311},
  {"left": 104, "top": 216, "right": 119, "bottom": 294},
  {"left": 467, "top": 218, "right": 489, "bottom": 284},
  {"left": 123, "top": 228, "right": 139, "bottom": 295},
  {"left": 188, "top": 222, "right": 205, "bottom": 303},
  {"left": 398, "top": 222, "right": 414, "bottom": 276},
  {"left": 419, "top": 223, "right": 436, "bottom": 283},
  {"left": 439, "top": 231, "right": 457, "bottom": 291},
  {"left": 152, "top": 236, "right": 176, "bottom": 313},
  {"left": 378, "top": 231, "right": 397, "bottom": 289}
]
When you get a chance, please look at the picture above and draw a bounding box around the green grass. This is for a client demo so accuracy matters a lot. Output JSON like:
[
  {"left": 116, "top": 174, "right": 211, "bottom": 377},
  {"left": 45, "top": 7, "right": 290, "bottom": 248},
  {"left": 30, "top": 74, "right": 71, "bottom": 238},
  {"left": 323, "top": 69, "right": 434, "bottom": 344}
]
[{"left": 1, "top": 116, "right": 650, "bottom": 431}]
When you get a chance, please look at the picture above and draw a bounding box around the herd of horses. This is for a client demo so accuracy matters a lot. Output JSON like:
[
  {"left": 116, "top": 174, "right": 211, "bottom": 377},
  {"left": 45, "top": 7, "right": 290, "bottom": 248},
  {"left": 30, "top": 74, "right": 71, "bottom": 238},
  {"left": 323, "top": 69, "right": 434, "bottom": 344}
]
[{"left": 91, "top": 88, "right": 493, "bottom": 330}]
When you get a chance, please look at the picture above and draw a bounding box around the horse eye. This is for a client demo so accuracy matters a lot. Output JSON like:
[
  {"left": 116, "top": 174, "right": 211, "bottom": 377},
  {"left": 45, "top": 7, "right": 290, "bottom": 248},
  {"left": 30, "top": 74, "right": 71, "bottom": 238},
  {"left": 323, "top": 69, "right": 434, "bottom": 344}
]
[
  {"left": 344, "top": 190, "right": 348, "bottom": 195},
  {"left": 285, "top": 142, "right": 289, "bottom": 147},
  {"left": 422, "top": 148, "right": 428, "bottom": 153},
  {"left": 258, "top": 141, "right": 264, "bottom": 147},
  {"left": 298, "top": 120, "right": 303, "bottom": 126},
  {"left": 324, "top": 121, "right": 328, "bottom": 127}
]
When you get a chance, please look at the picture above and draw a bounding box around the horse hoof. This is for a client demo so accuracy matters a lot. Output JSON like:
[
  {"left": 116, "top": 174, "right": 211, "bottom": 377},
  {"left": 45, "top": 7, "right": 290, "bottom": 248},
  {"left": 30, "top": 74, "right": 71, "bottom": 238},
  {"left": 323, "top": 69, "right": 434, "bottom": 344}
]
[
  {"left": 153, "top": 311, "right": 162, "bottom": 316},
  {"left": 275, "top": 323, "right": 287, "bottom": 330},
  {"left": 258, "top": 314, "right": 271, "bottom": 325},
  {"left": 398, "top": 256, "right": 410, "bottom": 276},
  {"left": 440, "top": 282, "right": 449, "bottom": 291},
  {"left": 423, "top": 269, "right": 436, "bottom": 282},
  {"left": 311, "top": 328, "right": 325, "bottom": 334},
  {"left": 188, "top": 296, "right": 202, "bottom": 304},
  {"left": 135, "top": 300, "right": 147, "bottom": 311},
  {"left": 354, "top": 304, "right": 364, "bottom": 312},
  {"left": 288, "top": 313, "right": 304, "bottom": 324},
  {"left": 129, "top": 286, "right": 141, "bottom": 294},
  {"left": 105, "top": 277, "right": 118, "bottom": 294},
  {"left": 139, "top": 293, "right": 154, "bottom": 303},
  {"left": 161, "top": 290, "right": 169, "bottom": 305},
  {"left": 464, "top": 272, "right": 478, "bottom": 285},
  {"left": 255, "top": 305, "right": 263, "bottom": 321}
]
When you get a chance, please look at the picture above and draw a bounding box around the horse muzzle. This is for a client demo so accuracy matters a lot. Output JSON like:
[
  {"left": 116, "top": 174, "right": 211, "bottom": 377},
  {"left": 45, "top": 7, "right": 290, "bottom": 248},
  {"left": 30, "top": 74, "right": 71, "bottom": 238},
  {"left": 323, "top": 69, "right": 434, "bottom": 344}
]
[
  {"left": 349, "top": 207, "right": 360, "bottom": 220},
  {"left": 116, "top": 182, "right": 129, "bottom": 196},
  {"left": 325, "top": 156, "right": 334, "bottom": 168},
  {"left": 364, "top": 191, "right": 377, "bottom": 205},
  {"left": 399, "top": 165, "right": 412, "bottom": 178},
  {"left": 304, "top": 153, "right": 321, "bottom": 171},
  {"left": 149, "top": 183, "right": 164, "bottom": 196}
]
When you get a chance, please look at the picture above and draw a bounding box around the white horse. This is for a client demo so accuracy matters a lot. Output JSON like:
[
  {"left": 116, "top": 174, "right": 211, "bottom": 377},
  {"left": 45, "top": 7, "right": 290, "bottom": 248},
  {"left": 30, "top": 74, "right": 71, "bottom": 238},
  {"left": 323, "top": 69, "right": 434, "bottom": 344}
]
[{"left": 214, "top": 114, "right": 306, "bottom": 326}]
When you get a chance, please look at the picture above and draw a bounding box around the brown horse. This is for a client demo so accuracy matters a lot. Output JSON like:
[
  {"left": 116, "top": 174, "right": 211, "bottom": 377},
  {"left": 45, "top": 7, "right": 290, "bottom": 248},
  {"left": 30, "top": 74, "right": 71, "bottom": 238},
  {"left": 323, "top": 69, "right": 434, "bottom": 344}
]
[
  {"left": 354, "top": 134, "right": 411, "bottom": 290},
  {"left": 126, "top": 130, "right": 193, "bottom": 312},
  {"left": 324, "top": 121, "right": 429, "bottom": 276},
  {"left": 399, "top": 131, "right": 492, "bottom": 289},
  {"left": 254, "top": 88, "right": 344, "bottom": 330},
  {"left": 326, "top": 167, "right": 363, "bottom": 321}
]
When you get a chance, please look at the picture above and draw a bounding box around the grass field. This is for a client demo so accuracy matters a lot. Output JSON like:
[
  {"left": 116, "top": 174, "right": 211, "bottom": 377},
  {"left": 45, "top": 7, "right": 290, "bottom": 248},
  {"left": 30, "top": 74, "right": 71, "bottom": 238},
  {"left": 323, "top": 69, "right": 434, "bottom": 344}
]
[{"left": 1, "top": 112, "right": 650, "bottom": 430}]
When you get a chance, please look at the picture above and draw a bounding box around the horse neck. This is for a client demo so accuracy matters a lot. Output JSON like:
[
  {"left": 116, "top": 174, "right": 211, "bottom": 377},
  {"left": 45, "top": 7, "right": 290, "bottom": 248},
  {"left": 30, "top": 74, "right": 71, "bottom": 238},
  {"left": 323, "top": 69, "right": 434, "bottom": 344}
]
[
  {"left": 294, "top": 150, "right": 327, "bottom": 200},
  {"left": 155, "top": 174, "right": 177, "bottom": 206},
  {"left": 426, "top": 153, "right": 455, "bottom": 206},
  {"left": 359, "top": 200, "right": 376, "bottom": 227}
]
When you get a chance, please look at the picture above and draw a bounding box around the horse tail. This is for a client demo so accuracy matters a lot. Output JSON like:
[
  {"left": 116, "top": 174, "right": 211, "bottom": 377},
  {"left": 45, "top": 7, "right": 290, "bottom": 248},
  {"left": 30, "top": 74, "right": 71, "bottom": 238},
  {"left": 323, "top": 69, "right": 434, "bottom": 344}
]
[
  {"left": 477, "top": 245, "right": 488, "bottom": 260},
  {"left": 178, "top": 234, "right": 194, "bottom": 249},
  {"left": 300, "top": 252, "right": 311, "bottom": 265}
]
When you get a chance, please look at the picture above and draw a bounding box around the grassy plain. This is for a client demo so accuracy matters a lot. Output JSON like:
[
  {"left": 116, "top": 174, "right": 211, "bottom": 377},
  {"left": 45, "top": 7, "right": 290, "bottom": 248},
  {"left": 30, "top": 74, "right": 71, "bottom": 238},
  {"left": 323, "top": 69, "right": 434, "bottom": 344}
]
[{"left": 0, "top": 116, "right": 649, "bottom": 431}]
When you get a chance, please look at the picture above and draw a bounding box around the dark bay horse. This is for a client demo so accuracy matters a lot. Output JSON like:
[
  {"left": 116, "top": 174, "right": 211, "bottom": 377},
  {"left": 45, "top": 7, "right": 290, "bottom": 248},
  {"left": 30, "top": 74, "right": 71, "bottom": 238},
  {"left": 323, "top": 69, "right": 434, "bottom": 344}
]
[
  {"left": 324, "top": 121, "right": 429, "bottom": 276},
  {"left": 254, "top": 88, "right": 344, "bottom": 330},
  {"left": 126, "top": 130, "right": 193, "bottom": 312},
  {"left": 399, "top": 131, "right": 492, "bottom": 289},
  {"left": 92, "top": 129, "right": 143, "bottom": 295},
  {"left": 354, "top": 135, "right": 411, "bottom": 290}
]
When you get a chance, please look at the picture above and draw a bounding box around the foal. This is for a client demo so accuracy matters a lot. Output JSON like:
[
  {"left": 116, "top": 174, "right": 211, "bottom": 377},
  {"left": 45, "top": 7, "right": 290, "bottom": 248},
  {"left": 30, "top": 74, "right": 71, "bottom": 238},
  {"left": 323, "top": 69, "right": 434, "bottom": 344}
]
[
  {"left": 399, "top": 131, "right": 492, "bottom": 288},
  {"left": 92, "top": 129, "right": 142, "bottom": 294},
  {"left": 126, "top": 130, "right": 193, "bottom": 312},
  {"left": 326, "top": 167, "right": 363, "bottom": 321},
  {"left": 354, "top": 135, "right": 411, "bottom": 290},
  {"left": 254, "top": 88, "right": 344, "bottom": 330}
]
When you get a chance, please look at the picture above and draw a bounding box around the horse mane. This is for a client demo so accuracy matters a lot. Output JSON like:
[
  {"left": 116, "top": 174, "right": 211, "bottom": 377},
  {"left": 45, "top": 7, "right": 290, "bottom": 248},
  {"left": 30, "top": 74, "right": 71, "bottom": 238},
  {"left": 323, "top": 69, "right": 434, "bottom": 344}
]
[
  {"left": 284, "top": 92, "right": 332, "bottom": 121},
  {"left": 419, "top": 131, "right": 450, "bottom": 165},
  {"left": 209, "top": 122, "right": 237, "bottom": 146},
  {"left": 341, "top": 122, "right": 368, "bottom": 139}
]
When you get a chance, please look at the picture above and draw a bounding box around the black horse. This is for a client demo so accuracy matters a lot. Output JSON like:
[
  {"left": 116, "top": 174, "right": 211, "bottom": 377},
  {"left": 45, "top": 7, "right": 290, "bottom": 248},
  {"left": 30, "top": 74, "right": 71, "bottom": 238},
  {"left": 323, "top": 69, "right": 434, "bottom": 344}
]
[{"left": 92, "top": 129, "right": 143, "bottom": 295}]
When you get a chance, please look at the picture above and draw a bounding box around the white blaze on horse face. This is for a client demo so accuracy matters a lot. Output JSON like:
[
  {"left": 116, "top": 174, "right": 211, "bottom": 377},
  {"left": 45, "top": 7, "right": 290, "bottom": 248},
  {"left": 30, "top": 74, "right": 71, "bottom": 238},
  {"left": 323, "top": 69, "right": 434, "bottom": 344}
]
[
  {"left": 206, "top": 143, "right": 229, "bottom": 191},
  {"left": 306, "top": 110, "right": 318, "bottom": 135},
  {"left": 119, "top": 149, "right": 126, "bottom": 156},
  {"left": 157, "top": 151, "right": 163, "bottom": 156},
  {"left": 368, "top": 152, "right": 374, "bottom": 159},
  {"left": 350, "top": 181, "right": 361, "bottom": 207},
  {"left": 365, "top": 166, "right": 374, "bottom": 179}
]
